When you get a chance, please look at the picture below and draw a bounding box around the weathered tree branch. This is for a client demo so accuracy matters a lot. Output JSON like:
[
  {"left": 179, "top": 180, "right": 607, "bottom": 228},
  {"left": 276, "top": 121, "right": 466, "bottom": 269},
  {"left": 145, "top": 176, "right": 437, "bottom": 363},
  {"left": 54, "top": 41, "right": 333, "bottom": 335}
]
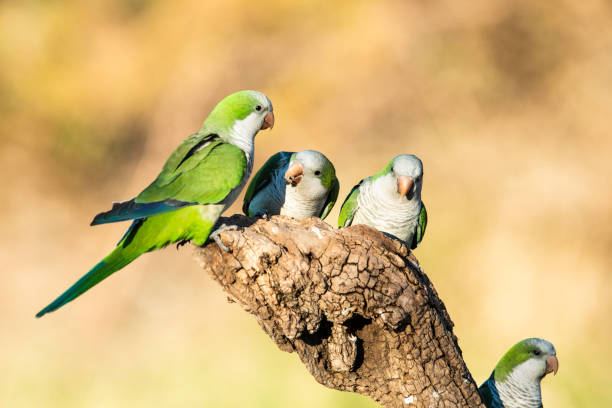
[{"left": 193, "top": 215, "right": 485, "bottom": 408}]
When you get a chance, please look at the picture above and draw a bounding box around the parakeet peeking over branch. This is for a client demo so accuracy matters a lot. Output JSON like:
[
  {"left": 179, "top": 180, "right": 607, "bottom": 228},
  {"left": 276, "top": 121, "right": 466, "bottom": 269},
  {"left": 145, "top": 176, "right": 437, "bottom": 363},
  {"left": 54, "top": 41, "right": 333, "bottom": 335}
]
[
  {"left": 338, "top": 154, "right": 427, "bottom": 249},
  {"left": 243, "top": 150, "right": 339, "bottom": 220},
  {"left": 479, "top": 338, "right": 558, "bottom": 408}
]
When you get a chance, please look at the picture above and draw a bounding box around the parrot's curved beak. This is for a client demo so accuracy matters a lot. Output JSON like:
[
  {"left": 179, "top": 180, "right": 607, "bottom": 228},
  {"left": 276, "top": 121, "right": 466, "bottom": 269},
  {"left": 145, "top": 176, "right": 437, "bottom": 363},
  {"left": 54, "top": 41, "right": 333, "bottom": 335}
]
[
  {"left": 397, "top": 176, "right": 414, "bottom": 197},
  {"left": 261, "top": 112, "right": 275, "bottom": 130},
  {"left": 545, "top": 355, "right": 559, "bottom": 376},
  {"left": 285, "top": 161, "right": 303, "bottom": 186}
]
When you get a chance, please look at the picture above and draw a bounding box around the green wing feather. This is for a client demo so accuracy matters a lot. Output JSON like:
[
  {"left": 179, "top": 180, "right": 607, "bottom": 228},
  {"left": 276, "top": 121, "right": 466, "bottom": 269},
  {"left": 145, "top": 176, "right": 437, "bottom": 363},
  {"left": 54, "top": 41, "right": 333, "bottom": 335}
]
[
  {"left": 136, "top": 137, "right": 246, "bottom": 203},
  {"left": 92, "top": 136, "right": 246, "bottom": 224},
  {"left": 337, "top": 179, "right": 365, "bottom": 227},
  {"left": 319, "top": 177, "right": 339, "bottom": 220},
  {"left": 157, "top": 132, "right": 219, "bottom": 179},
  {"left": 242, "top": 151, "right": 292, "bottom": 216},
  {"left": 410, "top": 202, "right": 427, "bottom": 249}
]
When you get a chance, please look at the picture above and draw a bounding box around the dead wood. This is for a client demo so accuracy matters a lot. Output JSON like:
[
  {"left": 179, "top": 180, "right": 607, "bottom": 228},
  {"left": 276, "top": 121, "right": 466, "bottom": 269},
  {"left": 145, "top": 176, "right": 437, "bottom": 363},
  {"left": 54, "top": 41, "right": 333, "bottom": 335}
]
[{"left": 193, "top": 215, "right": 485, "bottom": 408}]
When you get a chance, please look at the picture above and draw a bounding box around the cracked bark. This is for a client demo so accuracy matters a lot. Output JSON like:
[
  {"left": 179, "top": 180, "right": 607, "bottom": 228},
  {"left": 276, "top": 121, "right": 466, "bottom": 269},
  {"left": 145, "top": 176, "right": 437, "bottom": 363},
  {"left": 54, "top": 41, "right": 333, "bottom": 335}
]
[{"left": 193, "top": 215, "right": 485, "bottom": 408}]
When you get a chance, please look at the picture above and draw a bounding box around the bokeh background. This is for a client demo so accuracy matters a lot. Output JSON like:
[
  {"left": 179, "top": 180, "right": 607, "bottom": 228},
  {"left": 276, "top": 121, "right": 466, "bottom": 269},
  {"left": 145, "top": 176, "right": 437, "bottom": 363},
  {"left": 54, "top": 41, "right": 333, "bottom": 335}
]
[{"left": 2, "top": 0, "right": 611, "bottom": 406}]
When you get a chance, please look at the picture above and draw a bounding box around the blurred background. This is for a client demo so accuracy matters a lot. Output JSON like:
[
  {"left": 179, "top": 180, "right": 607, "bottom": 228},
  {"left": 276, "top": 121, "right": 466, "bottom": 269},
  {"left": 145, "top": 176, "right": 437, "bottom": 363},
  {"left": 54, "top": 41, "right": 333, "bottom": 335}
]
[{"left": 2, "top": 0, "right": 611, "bottom": 406}]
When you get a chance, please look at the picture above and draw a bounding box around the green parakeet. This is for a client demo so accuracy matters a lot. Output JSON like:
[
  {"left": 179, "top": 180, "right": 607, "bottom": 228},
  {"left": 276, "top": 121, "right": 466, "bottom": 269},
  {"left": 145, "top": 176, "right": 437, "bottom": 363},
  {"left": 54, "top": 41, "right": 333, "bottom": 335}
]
[
  {"left": 36, "top": 90, "right": 274, "bottom": 318},
  {"left": 242, "top": 150, "right": 339, "bottom": 220},
  {"left": 479, "top": 338, "right": 558, "bottom": 408},
  {"left": 337, "top": 154, "right": 427, "bottom": 249}
]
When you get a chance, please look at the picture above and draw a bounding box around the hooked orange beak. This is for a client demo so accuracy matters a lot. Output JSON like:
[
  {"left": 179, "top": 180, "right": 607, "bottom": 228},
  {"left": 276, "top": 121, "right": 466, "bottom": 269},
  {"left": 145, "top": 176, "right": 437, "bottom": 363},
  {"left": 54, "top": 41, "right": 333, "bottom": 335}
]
[
  {"left": 545, "top": 355, "right": 559, "bottom": 376},
  {"left": 285, "top": 161, "right": 303, "bottom": 186},
  {"left": 397, "top": 176, "right": 414, "bottom": 196},
  {"left": 261, "top": 112, "right": 275, "bottom": 130}
]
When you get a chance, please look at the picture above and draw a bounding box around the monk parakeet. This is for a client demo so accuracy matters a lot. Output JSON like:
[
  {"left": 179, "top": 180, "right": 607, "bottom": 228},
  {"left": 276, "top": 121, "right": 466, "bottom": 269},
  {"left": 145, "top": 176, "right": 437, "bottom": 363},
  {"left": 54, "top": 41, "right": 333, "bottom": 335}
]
[
  {"left": 242, "top": 150, "right": 339, "bottom": 220},
  {"left": 337, "top": 154, "right": 427, "bottom": 249},
  {"left": 36, "top": 90, "right": 274, "bottom": 318},
  {"left": 479, "top": 338, "right": 558, "bottom": 408}
]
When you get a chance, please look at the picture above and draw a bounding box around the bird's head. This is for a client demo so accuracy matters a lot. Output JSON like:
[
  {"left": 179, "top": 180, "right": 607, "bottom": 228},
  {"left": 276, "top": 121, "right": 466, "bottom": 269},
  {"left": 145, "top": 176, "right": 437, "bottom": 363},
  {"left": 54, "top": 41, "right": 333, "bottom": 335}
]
[
  {"left": 386, "top": 154, "right": 423, "bottom": 200},
  {"left": 285, "top": 150, "right": 336, "bottom": 197},
  {"left": 203, "top": 90, "right": 274, "bottom": 139},
  {"left": 493, "top": 338, "right": 558, "bottom": 384}
]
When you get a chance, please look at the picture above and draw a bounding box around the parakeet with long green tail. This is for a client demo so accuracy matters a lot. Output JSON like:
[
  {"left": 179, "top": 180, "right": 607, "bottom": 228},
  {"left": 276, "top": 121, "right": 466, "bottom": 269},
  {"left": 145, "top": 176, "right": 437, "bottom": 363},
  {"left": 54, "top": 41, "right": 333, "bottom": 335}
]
[
  {"left": 337, "top": 154, "right": 427, "bottom": 249},
  {"left": 36, "top": 90, "right": 274, "bottom": 318},
  {"left": 242, "top": 150, "right": 339, "bottom": 220},
  {"left": 479, "top": 338, "right": 558, "bottom": 408}
]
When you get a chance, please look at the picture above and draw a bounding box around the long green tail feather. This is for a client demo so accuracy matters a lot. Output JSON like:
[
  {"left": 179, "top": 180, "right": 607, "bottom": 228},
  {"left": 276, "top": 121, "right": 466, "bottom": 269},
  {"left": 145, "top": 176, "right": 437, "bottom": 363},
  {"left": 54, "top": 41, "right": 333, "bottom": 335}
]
[
  {"left": 35, "top": 246, "right": 138, "bottom": 318},
  {"left": 37, "top": 206, "right": 215, "bottom": 318}
]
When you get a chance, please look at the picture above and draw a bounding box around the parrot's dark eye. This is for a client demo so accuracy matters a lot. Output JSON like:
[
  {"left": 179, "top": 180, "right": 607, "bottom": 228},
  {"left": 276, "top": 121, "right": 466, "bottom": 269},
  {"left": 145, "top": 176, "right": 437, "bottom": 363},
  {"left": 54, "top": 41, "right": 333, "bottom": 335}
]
[
  {"left": 255, "top": 105, "right": 262, "bottom": 111},
  {"left": 314, "top": 170, "right": 321, "bottom": 176},
  {"left": 532, "top": 349, "right": 541, "bottom": 356}
]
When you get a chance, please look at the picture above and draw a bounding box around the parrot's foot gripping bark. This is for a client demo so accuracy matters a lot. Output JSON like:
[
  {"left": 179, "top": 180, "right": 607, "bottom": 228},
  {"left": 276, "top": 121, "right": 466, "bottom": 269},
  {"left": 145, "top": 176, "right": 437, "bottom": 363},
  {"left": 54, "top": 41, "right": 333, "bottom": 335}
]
[
  {"left": 209, "top": 223, "right": 239, "bottom": 252},
  {"left": 253, "top": 209, "right": 269, "bottom": 220},
  {"left": 176, "top": 239, "right": 189, "bottom": 250}
]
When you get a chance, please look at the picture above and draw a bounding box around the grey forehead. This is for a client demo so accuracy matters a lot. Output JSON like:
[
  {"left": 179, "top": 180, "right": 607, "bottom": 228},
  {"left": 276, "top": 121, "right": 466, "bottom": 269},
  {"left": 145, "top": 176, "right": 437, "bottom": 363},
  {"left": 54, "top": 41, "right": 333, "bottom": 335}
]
[
  {"left": 296, "top": 150, "right": 328, "bottom": 169},
  {"left": 393, "top": 154, "right": 423, "bottom": 176},
  {"left": 249, "top": 91, "right": 273, "bottom": 111},
  {"left": 527, "top": 338, "right": 556, "bottom": 355}
]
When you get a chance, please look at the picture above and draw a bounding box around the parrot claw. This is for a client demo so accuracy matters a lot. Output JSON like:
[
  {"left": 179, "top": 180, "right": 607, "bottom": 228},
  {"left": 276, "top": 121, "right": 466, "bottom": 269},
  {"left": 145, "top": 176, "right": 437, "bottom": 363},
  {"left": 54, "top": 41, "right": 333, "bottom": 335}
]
[
  {"left": 176, "top": 239, "right": 189, "bottom": 250},
  {"left": 209, "top": 223, "right": 239, "bottom": 252},
  {"left": 254, "top": 210, "right": 269, "bottom": 220}
]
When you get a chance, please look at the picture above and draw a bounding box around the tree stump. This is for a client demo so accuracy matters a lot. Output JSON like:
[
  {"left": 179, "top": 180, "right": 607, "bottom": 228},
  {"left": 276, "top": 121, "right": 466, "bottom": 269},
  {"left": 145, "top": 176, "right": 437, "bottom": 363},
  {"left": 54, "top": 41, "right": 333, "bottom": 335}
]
[{"left": 193, "top": 215, "right": 485, "bottom": 408}]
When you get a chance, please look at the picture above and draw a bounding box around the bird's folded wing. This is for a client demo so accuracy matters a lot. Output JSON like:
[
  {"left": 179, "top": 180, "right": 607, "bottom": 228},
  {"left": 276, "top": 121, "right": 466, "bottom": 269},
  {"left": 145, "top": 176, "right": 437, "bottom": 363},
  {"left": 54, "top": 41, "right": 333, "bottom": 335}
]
[
  {"left": 477, "top": 378, "right": 497, "bottom": 408},
  {"left": 337, "top": 179, "right": 364, "bottom": 227},
  {"left": 319, "top": 177, "right": 340, "bottom": 220},
  {"left": 91, "top": 137, "right": 246, "bottom": 225},
  {"left": 90, "top": 200, "right": 193, "bottom": 226},
  {"left": 242, "top": 151, "right": 292, "bottom": 215},
  {"left": 410, "top": 202, "right": 427, "bottom": 250}
]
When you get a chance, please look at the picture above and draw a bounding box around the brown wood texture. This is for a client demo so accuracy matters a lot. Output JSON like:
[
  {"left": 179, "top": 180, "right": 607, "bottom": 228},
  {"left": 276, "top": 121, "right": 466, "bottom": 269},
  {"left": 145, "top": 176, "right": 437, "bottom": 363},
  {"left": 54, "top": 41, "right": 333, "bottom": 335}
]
[{"left": 193, "top": 215, "right": 485, "bottom": 408}]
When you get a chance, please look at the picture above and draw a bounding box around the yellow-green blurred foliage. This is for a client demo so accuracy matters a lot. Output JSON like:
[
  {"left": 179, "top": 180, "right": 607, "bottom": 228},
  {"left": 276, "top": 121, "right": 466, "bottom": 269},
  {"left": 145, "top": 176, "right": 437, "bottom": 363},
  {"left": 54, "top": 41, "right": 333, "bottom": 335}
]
[{"left": 2, "top": 0, "right": 611, "bottom": 406}]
